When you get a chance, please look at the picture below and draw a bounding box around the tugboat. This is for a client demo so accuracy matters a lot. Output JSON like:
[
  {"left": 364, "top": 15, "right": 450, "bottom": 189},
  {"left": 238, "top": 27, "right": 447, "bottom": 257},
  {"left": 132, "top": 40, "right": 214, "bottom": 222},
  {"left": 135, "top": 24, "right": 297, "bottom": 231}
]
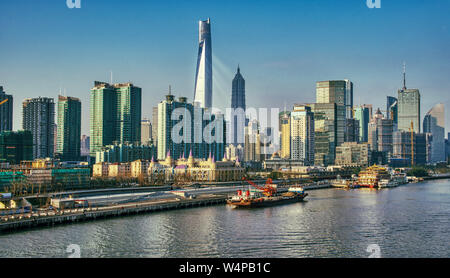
[{"left": 227, "top": 178, "right": 308, "bottom": 209}]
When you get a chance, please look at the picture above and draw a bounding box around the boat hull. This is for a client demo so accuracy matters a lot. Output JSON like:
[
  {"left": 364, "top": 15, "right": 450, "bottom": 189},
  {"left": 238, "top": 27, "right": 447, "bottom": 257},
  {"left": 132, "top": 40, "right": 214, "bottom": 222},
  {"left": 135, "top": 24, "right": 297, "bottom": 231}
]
[{"left": 227, "top": 193, "right": 308, "bottom": 209}]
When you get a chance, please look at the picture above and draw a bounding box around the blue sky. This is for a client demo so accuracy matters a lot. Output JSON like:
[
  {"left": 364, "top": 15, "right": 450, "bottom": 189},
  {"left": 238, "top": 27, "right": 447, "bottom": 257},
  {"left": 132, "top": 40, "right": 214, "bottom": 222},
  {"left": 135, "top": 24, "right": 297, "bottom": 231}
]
[{"left": 1, "top": 0, "right": 449, "bottom": 135}]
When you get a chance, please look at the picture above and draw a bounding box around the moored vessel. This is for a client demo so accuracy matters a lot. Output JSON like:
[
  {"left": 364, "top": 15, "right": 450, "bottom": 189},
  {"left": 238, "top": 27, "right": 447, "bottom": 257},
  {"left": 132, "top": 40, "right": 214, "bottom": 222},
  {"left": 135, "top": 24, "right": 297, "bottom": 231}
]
[{"left": 227, "top": 178, "right": 308, "bottom": 209}]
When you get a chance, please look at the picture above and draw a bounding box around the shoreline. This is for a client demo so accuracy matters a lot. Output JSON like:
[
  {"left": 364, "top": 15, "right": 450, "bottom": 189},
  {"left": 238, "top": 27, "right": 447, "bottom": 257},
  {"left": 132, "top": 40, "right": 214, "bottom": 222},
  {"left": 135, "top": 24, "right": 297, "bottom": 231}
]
[{"left": 1, "top": 177, "right": 448, "bottom": 234}]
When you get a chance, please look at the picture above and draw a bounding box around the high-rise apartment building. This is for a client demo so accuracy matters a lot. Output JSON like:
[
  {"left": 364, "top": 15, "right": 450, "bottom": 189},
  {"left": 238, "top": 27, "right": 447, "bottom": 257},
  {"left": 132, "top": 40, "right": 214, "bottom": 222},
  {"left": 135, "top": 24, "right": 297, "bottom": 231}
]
[
  {"left": 244, "top": 119, "right": 261, "bottom": 162},
  {"left": 157, "top": 93, "right": 225, "bottom": 161},
  {"left": 90, "top": 81, "right": 142, "bottom": 157},
  {"left": 193, "top": 19, "right": 213, "bottom": 109},
  {"left": 56, "top": 96, "right": 81, "bottom": 161},
  {"left": 22, "top": 97, "right": 55, "bottom": 159},
  {"left": 423, "top": 103, "right": 446, "bottom": 163},
  {"left": 290, "top": 105, "right": 315, "bottom": 165},
  {"left": 0, "top": 86, "right": 13, "bottom": 133}
]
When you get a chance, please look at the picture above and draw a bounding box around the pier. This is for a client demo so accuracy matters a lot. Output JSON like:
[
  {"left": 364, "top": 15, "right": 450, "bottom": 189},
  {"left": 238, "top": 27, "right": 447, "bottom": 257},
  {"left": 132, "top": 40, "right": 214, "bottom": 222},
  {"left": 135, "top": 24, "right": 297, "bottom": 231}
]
[{"left": 0, "top": 195, "right": 226, "bottom": 233}]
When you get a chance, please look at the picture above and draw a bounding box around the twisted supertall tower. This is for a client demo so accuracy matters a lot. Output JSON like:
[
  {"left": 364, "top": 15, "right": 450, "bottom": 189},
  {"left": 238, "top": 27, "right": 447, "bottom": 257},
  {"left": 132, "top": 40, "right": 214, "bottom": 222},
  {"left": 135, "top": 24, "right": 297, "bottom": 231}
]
[{"left": 194, "top": 18, "right": 212, "bottom": 109}]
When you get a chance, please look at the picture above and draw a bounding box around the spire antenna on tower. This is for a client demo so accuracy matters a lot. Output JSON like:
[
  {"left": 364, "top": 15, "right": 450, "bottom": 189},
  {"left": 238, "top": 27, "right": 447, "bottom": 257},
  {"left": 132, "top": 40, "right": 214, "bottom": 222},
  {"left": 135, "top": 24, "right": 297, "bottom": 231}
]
[{"left": 402, "top": 62, "right": 407, "bottom": 90}]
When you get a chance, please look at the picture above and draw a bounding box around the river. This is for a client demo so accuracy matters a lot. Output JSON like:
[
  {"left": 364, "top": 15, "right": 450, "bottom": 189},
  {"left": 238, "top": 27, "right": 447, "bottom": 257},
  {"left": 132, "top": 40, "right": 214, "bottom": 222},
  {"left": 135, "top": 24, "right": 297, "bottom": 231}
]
[{"left": 1, "top": 179, "right": 449, "bottom": 258}]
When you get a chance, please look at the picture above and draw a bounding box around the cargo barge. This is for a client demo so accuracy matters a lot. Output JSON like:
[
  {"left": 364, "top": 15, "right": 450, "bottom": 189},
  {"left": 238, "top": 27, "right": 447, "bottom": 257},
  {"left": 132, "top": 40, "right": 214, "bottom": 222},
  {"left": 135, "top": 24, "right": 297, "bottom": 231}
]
[{"left": 227, "top": 178, "right": 308, "bottom": 209}]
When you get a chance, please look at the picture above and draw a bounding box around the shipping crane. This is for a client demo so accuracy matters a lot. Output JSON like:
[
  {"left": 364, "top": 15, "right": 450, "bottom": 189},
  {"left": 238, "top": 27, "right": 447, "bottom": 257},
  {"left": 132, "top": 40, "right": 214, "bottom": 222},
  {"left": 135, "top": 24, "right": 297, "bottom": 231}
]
[{"left": 242, "top": 177, "right": 277, "bottom": 197}]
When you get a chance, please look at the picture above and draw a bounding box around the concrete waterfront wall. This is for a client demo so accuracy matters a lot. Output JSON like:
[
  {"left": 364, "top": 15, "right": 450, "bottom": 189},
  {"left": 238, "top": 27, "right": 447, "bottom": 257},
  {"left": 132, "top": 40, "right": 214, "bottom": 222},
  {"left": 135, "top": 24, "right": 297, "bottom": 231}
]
[{"left": 0, "top": 197, "right": 226, "bottom": 233}]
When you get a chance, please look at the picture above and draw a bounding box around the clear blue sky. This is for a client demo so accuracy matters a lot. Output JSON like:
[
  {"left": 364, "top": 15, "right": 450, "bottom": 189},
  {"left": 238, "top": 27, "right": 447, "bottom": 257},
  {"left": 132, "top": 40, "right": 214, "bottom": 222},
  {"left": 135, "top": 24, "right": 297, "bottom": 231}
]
[{"left": 1, "top": 0, "right": 449, "bottom": 135}]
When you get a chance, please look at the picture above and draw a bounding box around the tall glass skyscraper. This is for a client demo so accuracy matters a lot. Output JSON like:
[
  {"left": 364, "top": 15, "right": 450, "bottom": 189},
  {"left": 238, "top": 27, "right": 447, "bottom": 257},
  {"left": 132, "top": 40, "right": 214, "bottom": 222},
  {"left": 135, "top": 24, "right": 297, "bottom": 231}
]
[
  {"left": 194, "top": 19, "right": 213, "bottom": 109},
  {"left": 316, "top": 80, "right": 346, "bottom": 147},
  {"left": 230, "top": 66, "right": 246, "bottom": 145},
  {"left": 344, "top": 79, "right": 353, "bottom": 120},
  {"left": 56, "top": 96, "right": 81, "bottom": 161},
  {"left": 423, "top": 103, "right": 446, "bottom": 163},
  {"left": 398, "top": 65, "right": 421, "bottom": 133}
]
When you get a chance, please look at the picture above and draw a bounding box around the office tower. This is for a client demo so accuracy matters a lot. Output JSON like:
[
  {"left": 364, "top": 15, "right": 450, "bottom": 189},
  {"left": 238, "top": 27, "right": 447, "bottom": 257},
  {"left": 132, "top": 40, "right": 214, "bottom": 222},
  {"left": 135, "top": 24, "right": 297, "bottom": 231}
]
[
  {"left": 280, "top": 112, "right": 291, "bottom": 159},
  {"left": 393, "top": 131, "right": 427, "bottom": 166},
  {"left": 386, "top": 96, "right": 398, "bottom": 127},
  {"left": 423, "top": 103, "right": 446, "bottom": 163},
  {"left": 230, "top": 66, "right": 246, "bottom": 145},
  {"left": 316, "top": 80, "right": 345, "bottom": 147},
  {"left": 310, "top": 103, "right": 337, "bottom": 166},
  {"left": 354, "top": 105, "right": 370, "bottom": 143},
  {"left": 152, "top": 106, "right": 158, "bottom": 147},
  {"left": 193, "top": 18, "right": 213, "bottom": 109},
  {"left": 157, "top": 93, "right": 225, "bottom": 161},
  {"left": 398, "top": 65, "right": 420, "bottom": 133},
  {"left": 290, "top": 105, "right": 315, "bottom": 165},
  {"left": 344, "top": 79, "right": 353, "bottom": 119},
  {"left": 56, "top": 96, "right": 81, "bottom": 161},
  {"left": 0, "top": 86, "right": 13, "bottom": 132},
  {"left": 141, "top": 119, "right": 152, "bottom": 145},
  {"left": 0, "top": 131, "right": 33, "bottom": 164},
  {"left": 90, "top": 81, "right": 142, "bottom": 157},
  {"left": 80, "top": 135, "right": 90, "bottom": 157},
  {"left": 22, "top": 97, "right": 55, "bottom": 159},
  {"left": 367, "top": 109, "right": 393, "bottom": 156}
]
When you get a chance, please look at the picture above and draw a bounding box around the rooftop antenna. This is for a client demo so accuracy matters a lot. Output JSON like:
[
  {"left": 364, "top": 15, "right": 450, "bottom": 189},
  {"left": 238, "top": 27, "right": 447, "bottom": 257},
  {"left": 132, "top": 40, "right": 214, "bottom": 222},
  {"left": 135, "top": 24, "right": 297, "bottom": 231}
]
[{"left": 402, "top": 62, "right": 407, "bottom": 90}]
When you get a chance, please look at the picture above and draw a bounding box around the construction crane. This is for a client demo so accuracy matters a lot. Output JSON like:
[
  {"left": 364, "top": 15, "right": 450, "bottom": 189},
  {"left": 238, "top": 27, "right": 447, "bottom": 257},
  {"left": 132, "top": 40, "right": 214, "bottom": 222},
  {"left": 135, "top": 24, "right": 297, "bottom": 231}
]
[
  {"left": 0, "top": 99, "right": 8, "bottom": 106},
  {"left": 242, "top": 177, "right": 277, "bottom": 197},
  {"left": 410, "top": 121, "right": 414, "bottom": 167}
]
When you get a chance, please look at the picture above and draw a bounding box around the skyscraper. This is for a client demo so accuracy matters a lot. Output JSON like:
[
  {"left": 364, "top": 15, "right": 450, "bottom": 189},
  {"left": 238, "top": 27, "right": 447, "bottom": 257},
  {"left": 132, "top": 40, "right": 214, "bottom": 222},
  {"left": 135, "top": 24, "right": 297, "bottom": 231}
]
[
  {"left": 193, "top": 18, "right": 213, "bottom": 109},
  {"left": 354, "top": 105, "right": 371, "bottom": 143},
  {"left": 90, "top": 81, "right": 142, "bottom": 157},
  {"left": 310, "top": 103, "right": 337, "bottom": 166},
  {"left": 280, "top": 112, "right": 291, "bottom": 159},
  {"left": 152, "top": 106, "right": 158, "bottom": 147},
  {"left": 386, "top": 96, "right": 398, "bottom": 127},
  {"left": 316, "top": 80, "right": 346, "bottom": 147},
  {"left": 157, "top": 93, "right": 225, "bottom": 161},
  {"left": 398, "top": 65, "right": 420, "bottom": 133},
  {"left": 344, "top": 79, "right": 353, "bottom": 120},
  {"left": 141, "top": 119, "right": 152, "bottom": 145},
  {"left": 56, "top": 96, "right": 81, "bottom": 161},
  {"left": 230, "top": 66, "right": 246, "bottom": 145},
  {"left": 290, "top": 105, "right": 315, "bottom": 165},
  {"left": 423, "top": 103, "right": 446, "bottom": 163},
  {"left": 23, "top": 97, "right": 55, "bottom": 159},
  {"left": 0, "top": 86, "right": 13, "bottom": 133}
]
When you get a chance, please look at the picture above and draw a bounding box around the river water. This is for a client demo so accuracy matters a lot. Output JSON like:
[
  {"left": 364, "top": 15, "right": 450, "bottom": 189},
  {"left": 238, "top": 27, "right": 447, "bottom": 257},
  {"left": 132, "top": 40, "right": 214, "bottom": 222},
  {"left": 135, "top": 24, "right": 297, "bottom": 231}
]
[{"left": 1, "top": 179, "right": 449, "bottom": 258}]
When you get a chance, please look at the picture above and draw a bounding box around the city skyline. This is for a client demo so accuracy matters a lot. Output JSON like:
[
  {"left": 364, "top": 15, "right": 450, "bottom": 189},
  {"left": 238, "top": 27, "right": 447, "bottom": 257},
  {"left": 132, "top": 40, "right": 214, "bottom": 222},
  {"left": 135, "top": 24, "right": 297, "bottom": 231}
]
[{"left": 1, "top": 0, "right": 449, "bottom": 135}]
